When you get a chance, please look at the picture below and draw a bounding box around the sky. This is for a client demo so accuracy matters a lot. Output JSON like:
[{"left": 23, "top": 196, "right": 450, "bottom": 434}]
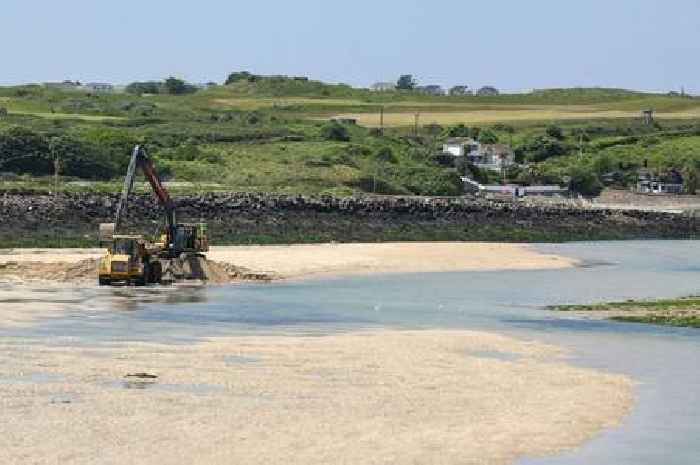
[{"left": 2, "top": 0, "right": 699, "bottom": 93}]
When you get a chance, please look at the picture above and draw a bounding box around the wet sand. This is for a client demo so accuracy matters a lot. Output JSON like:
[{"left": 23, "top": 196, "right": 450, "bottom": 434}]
[
  {"left": 0, "top": 330, "right": 633, "bottom": 465},
  {"left": 0, "top": 244, "right": 634, "bottom": 464},
  {"left": 0, "top": 242, "right": 577, "bottom": 282}
]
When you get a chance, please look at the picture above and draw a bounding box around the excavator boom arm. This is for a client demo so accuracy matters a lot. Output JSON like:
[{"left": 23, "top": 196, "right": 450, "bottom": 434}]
[
  {"left": 139, "top": 153, "right": 176, "bottom": 230},
  {"left": 113, "top": 145, "right": 175, "bottom": 235}
]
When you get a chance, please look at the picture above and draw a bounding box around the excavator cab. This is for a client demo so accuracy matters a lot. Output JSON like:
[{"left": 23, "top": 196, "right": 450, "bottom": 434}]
[
  {"left": 171, "top": 223, "right": 209, "bottom": 255},
  {"left": 154, "top": 223, "right": 209, "bottom": 258}
]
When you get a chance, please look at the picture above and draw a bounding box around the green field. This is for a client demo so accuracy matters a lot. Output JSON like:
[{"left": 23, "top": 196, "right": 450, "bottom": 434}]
[{"left": 1, "top": 78, "right": 700, "bottom": 197}]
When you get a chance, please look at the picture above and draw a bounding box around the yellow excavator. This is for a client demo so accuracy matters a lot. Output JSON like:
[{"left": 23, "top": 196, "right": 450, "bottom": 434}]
[{"left": 98, "top": 146, "right": 209, "bottom": 286}]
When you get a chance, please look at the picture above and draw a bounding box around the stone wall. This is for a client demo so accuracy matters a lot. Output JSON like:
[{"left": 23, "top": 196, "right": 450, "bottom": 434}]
[{"left": 1, "top": 192, "right": 697, "bottom": 245}]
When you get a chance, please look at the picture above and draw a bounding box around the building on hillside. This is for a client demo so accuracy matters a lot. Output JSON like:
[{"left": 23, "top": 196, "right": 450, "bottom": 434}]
[
  {"left": 371, "top": 82, "right": 396, "bottom": 92},
  {"left": 44, "top": 81, "right": 81, "bottom": 91},
  {"left": 330, "top": 117, "right": 358, "bottom": 125},
  {"left": 636, "top": 168, "right": 683, "bottom": 195},
  {"left": 194, "top": 82, "right": 218, "bottom": 90},
  {"left": 449, "top": 85, "right": 472, "bottom": 96},
  {"left": 83, "top": 82, "right": 115, "bottom": 93},
  {"left": 442, "top": 139, "right": 515, "bottom": 172},
  {"left": 442, "top": 138, "right": 479, "bottom": 157},
  {"left": 601, "top": 171, "right": 626, "bottom": 187},
  {"left": 470, "top": 144, "right": 515, "bottom": 171},
  {"left": 476, "top": 86, "right": 499, "bottom": 96},
  {"left": 416, "top": 85, "right": 446, "bottom": 96},
  {"left": 520, "top": 185, "right": 570, "bottom": 197},
  {"left": 461, "top": 178, "right": 569, "bottom": 198}
]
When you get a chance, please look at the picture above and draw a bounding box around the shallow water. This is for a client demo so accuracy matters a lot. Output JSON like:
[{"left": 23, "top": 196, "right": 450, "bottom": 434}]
[{"left": 2, "top": 240, "right": 700, "bottom": 464}]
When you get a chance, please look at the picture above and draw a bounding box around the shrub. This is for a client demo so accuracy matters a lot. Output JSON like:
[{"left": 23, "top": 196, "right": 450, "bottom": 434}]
[
  {"left": 521, "top": 136, "right": 569, "bottom": 162},
  {"left": 545, "top": 125, "right": 565, "bottom": 140},
  {"left": 683, "top": 162, "right": 699, "bottom": 195},
  {"left": 401, "top": 168, "right": 463, "bottom": 196},
  {"left": 125, "top": 81, "right": 161, "bottom": 95},
  {"left": 50, "top": 136, "right": 120, "bottom": 180},
  {"left": 163, "top": 77, "right": 197, "bottom": 95},
  {"left": 321, "top": 122, "right": 350, "bottom": 142},
  {"left": 0, "top": 127, "right": 52, "bottom": 175},
  {"left": 568, "top": 167, "right": 603, "bottom": 197},
  {"left": 0, "top": 127, "right": 125, "bottom": 180},
  {"left": 247, "top": 112, "right": 261, "bottom": 125},
  {"left": 493, "top": 123, "right": 515, "bottom": 134},
  {"left": 375, "top": 146, "right": 398, "bottom": 164},
  {"left": 478, "top": 129, "right": 499, "bottom": 144},
  {"left": 447, "top": 124, "right": 470, "bottom": 138},
  {"left": 225, "top": 71, "right": 257, "bottom": 85}
]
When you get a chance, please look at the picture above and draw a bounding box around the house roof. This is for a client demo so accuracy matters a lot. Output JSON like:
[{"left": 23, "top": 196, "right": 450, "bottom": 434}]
[
  {"left": 524, "top": 185, "right": 567, "bottom": 192},
  {"left": 371, "top": 82, "right": 396, "bottom": 89},
  {"left": 445, "top": 137, "right": 477, "bottom": 145},
  {"left": 481, "top": 144, "right": 513, "bottom": 153}
]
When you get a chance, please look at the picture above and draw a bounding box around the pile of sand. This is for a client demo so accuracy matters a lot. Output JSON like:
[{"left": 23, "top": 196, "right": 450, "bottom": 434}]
[
  {"left": 0, "top": 259, "right": 98, "bottom": 283},
  {"left": 204, "top": 260, "right": 275, "bottom": 283},
  {"left": 0, "top": 258, "right": 273, "bottom": 285}
]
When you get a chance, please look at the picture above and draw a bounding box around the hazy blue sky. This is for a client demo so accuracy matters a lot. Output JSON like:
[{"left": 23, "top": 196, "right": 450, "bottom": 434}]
[{"left": 2, "top": 0, "right": 698, "bottom": 92}]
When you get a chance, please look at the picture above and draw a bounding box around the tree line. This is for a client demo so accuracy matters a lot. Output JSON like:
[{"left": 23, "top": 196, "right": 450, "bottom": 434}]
[
  {"left": 0, "top": 127, "right": 135, "bottom": 180},
  {"left": 125, "top": 77, "right": 199, "bottom": 96}
]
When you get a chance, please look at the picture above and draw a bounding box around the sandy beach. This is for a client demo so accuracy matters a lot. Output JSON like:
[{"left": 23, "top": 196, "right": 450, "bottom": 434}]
[
  {"left": 0, "top": 243, "right": 636, "bottom": 465},
  {"left": 0, "top": 330, "right": 633, "bottom": 465},
  {"left": 0, "top": 242, "right": 577, "bottom": 282}
]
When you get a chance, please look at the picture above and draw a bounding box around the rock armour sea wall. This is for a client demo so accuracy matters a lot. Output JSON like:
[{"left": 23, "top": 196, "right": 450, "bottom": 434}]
[{"left": 1, "top": 192, "right": 697, "bottom": 243}]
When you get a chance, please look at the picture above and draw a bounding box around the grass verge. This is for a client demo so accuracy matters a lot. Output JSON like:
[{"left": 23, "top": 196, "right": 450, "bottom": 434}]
[{"left": 550, "top": 297, "right": 700, "bottom": 328}]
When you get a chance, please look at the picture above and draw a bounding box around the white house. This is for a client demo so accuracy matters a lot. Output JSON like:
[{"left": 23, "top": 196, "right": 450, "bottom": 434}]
[
  {"left": 44, "top": 81, "right": 81, "bottom": 91},
  {"left": 370, "top": 82, "right": 396, "bottom": 92},
  {"left": 636, "top": 169, "right": 684, "bottom": 195},
  {"left": 443, "top": 138, "right": 479, "bottom": 157},
  {"left": 416, "top": 85, "right": 446, "bottom": 96},
  {"left": 83, "top": 83, "right": 115, "bottom": 93},
  {"left": 443, "top": 139, "right": 515, "bottom": 172},
  {"left": 469, "top": 144, "right": 515, "bottom": 172}
]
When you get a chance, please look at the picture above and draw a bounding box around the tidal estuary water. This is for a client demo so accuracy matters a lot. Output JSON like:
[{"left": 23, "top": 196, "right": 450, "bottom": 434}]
[{"left": 1, "top": 240, "right": 699, "bottom": 464}]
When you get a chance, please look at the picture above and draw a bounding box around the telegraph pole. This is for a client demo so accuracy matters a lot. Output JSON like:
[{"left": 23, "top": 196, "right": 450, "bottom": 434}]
[
  {"left": 54, "top": 156, "right": 61, "bottom": 194},
  {"left": 578, "top": 129, "right": 588, "bottom": 159},
  {"left": 379, "top": 106, "right": 384, "bottom": 136},
  {"left": 50, "top": 138, "right": 61, "bottom": 247},
  {"left": 579, "top": 132, "right": 583, "bottom": 158}
]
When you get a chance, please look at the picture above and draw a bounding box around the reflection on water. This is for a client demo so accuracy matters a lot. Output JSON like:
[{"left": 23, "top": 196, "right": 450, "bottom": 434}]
[
  {"left": 466, "top": 350, "right": 522, "bottom": 362},
  {"left": 106, "top": 286, "right": 210, "bottom": 311},
  {"left": 0, "top": 372, "right": 67, "bottom": 385},
  {"left": 107, "top": 379, "right": 225, "bottom": 395},
  {"left": 223, "top": 355, "right": 261, "bottom": 365},
  {"left": 1, "top": 240, "right": 700, "bottom": 464}
]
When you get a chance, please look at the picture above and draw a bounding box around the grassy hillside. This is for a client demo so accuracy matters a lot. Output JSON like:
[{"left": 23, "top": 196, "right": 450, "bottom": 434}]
[{"left": 1, "top": 78, "right": 699, "bottom": 197}]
